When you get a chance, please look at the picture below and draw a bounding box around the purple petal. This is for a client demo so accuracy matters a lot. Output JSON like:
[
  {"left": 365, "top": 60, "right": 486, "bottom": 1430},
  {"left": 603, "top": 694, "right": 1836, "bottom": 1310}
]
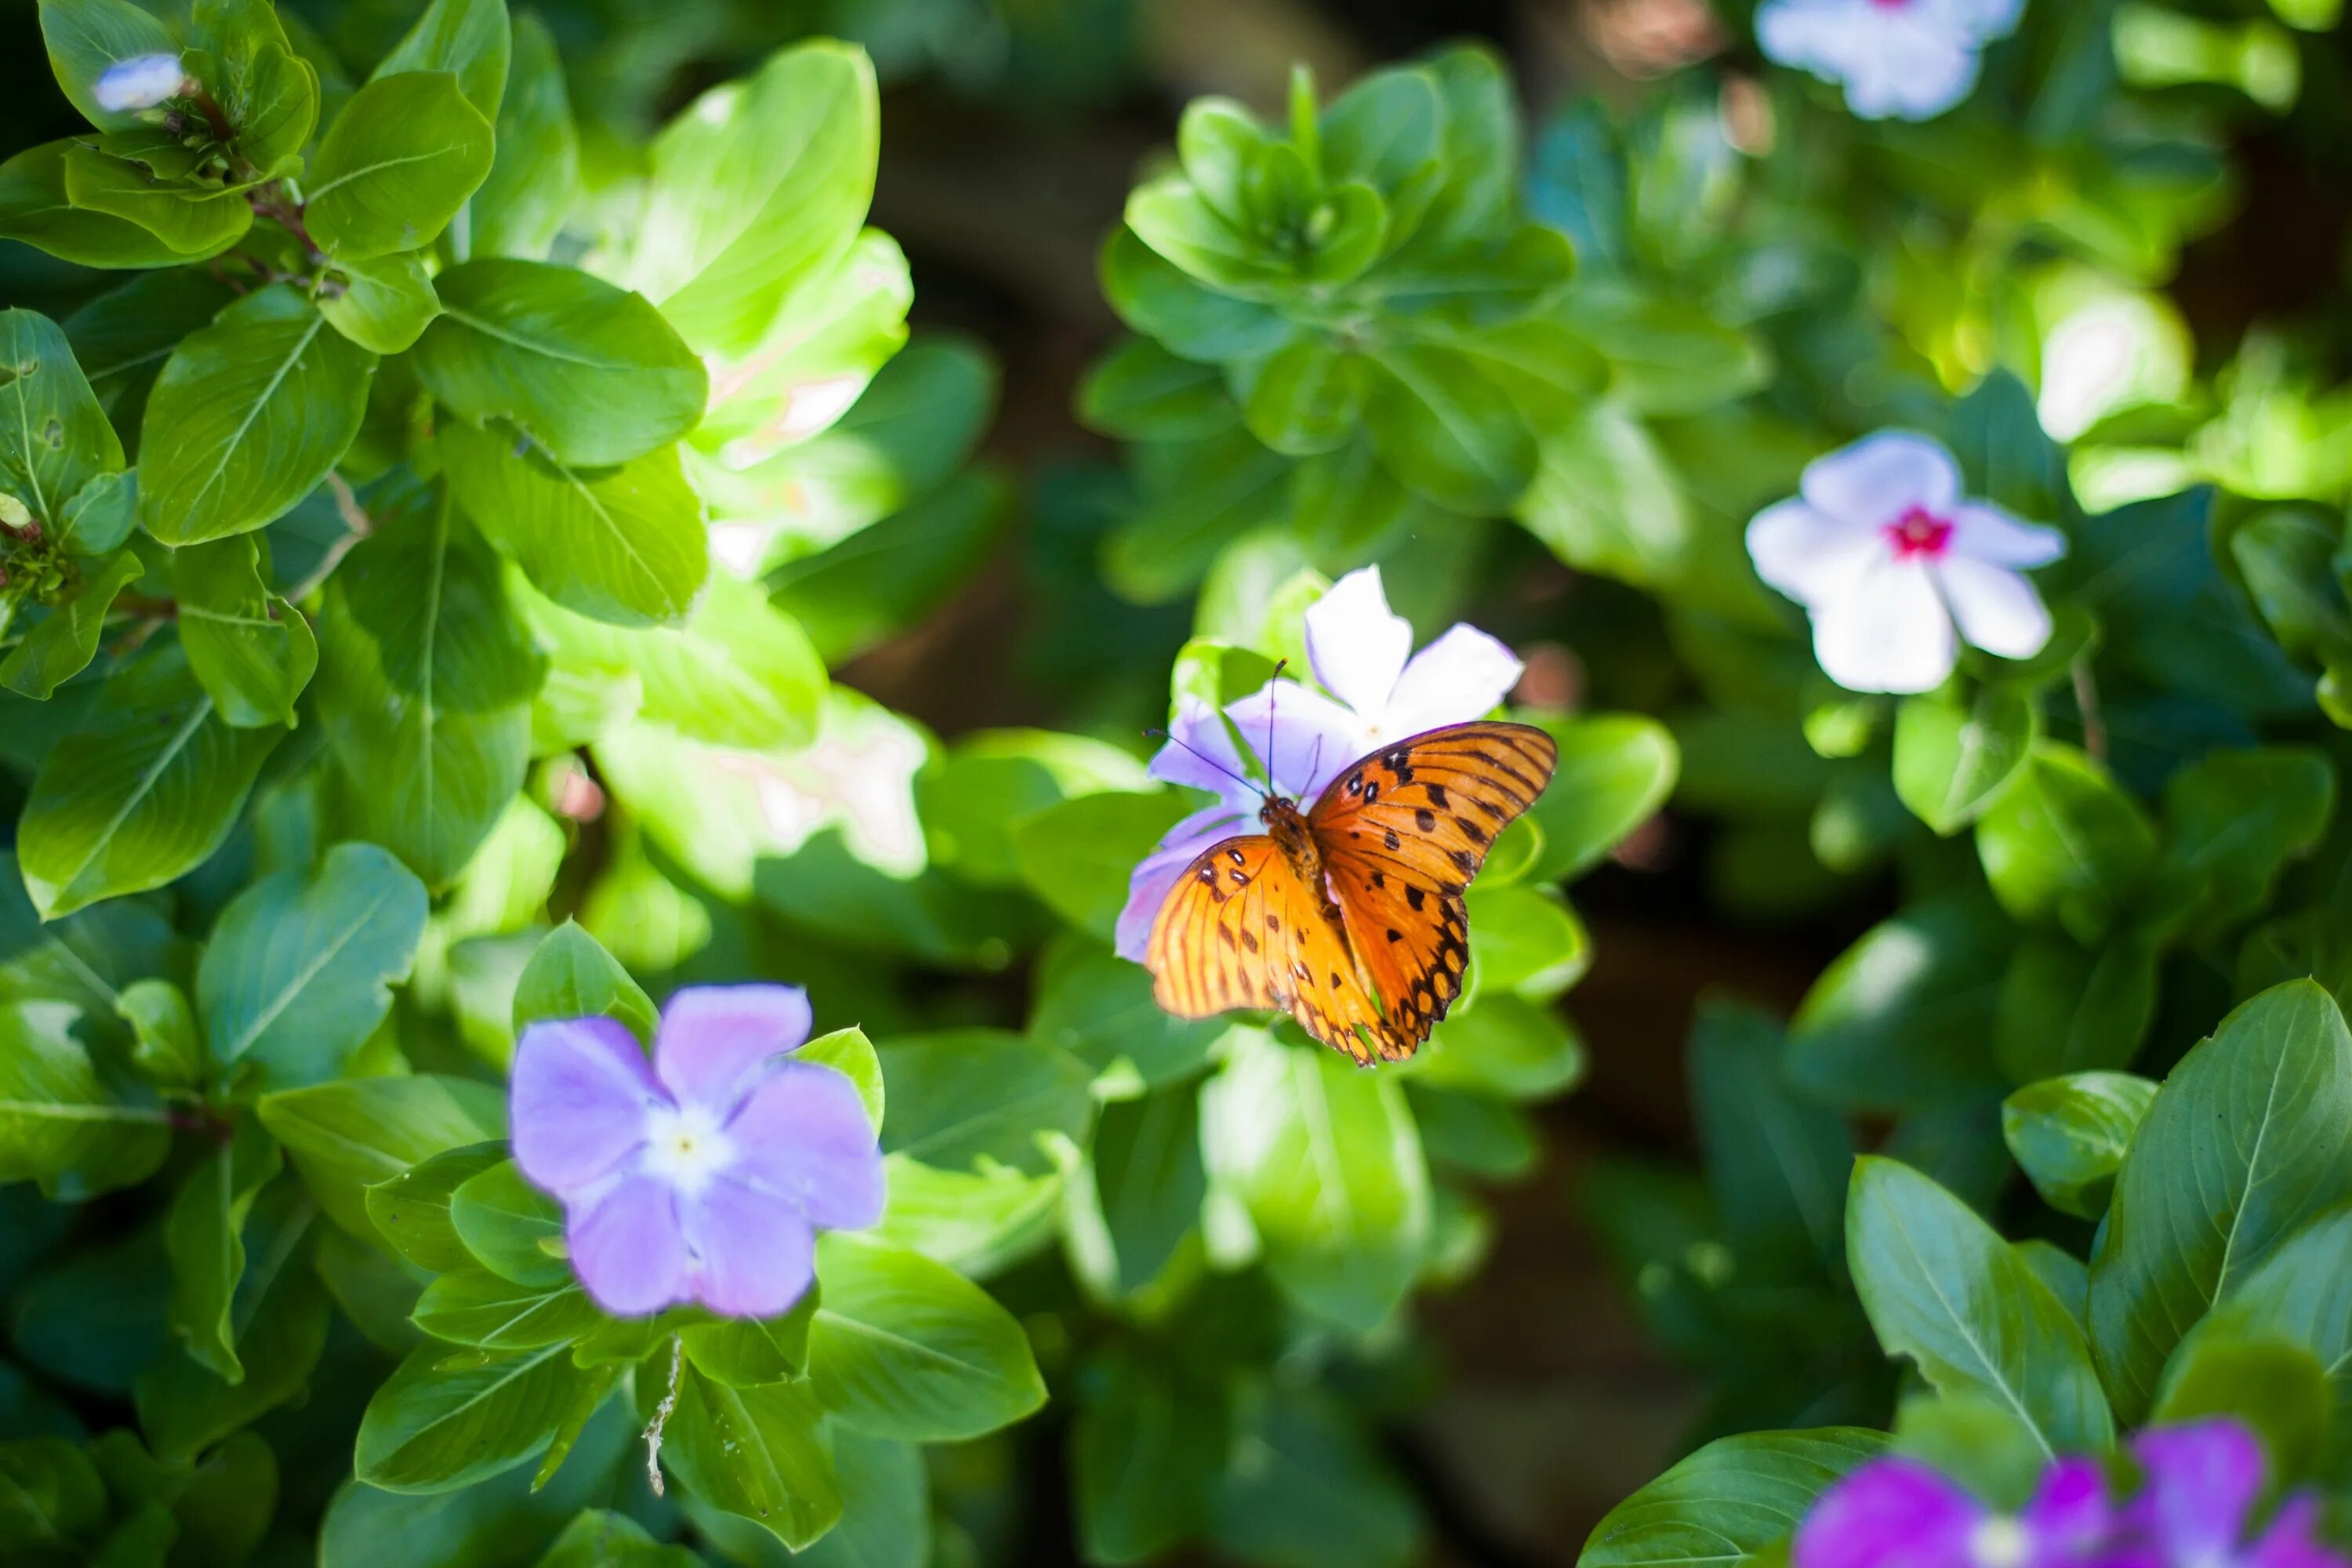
[
  {"left": 1794, "top": 1457, "right": 1981, "bottom": 1568},
  {"left": 568, "top": 1174, "right": 691, "bottom": 1316},
  {"left": 1802, "top": 432, "right": 1962, "bottom": 529},
  {"left": 726, "top": 1061, "right": 886, "bottom": 1231},
  {"left": 1225, "top": 679, "right": 1364, "bottom": 801},
  {"left": 1950, "top": 503, "right": 2065, "bottom": 569},
  {"left": 1383, "top": 625, "right": 1524, "bottom": 739},
  {"left": 1115, "top": 805, "right": 1248, "bottom": 961},
  {"left": 1749, "top": 499, "right": 1883, "bottom": 608},
  {"left": 1938, "top": 558, "right": 2053, "bottom": 662},
  {"left": 1147, "top": 695, "right": 1260, "bottom": 808},
  {"left": 654, "top": 985, "right": 812, "bottom": 1111},
  {"left": 2129, "top": 1421, "right": 2265, "bottom": 1566},
  {"left": 2022, "top": 1457, "right": 2114, "bottom": 1559},
  {"left": 2249, "top": 1497, "right": 2352, "bottom": 1568},
  {"left": 510, "top": 1017, "right": 663, "bottom": 1196},
  {"left": 680, "top": 1177, "right": 818, "bottom": 1318},
  {"left": 1304, "top": 567, "right": 1412, "bottom": 724}
]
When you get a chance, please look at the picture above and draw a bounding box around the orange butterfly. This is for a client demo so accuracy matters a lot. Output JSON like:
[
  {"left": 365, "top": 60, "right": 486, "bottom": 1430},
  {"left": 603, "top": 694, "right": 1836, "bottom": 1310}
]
[{"left": 1145, "top": 720, "right": 1558, "bottom": 1064}]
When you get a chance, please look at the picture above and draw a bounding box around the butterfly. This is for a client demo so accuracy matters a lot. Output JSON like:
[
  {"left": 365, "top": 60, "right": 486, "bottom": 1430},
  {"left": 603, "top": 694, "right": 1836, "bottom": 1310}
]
[{"left": 1144, "top": 720, "right": 1559, "bottom": 1064}]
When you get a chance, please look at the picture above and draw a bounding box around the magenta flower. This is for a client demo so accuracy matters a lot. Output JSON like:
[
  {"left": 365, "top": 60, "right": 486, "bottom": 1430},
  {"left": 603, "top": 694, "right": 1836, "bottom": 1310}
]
[
  {"left": 2127, "top": 1422, "right": 2349, "bottom": 1568},
  {"left": 1795, "top": 1455, "right": 2116, "bottom": 1568},
  {"left": 510, "top": 985, "right": 884, "bottom": 1319}
]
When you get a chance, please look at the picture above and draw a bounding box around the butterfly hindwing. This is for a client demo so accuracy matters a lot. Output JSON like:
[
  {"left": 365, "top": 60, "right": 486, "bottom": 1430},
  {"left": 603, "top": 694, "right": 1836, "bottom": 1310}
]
[{"left": 1308, "top": 721, "right": 1559, "bottom": 1055}]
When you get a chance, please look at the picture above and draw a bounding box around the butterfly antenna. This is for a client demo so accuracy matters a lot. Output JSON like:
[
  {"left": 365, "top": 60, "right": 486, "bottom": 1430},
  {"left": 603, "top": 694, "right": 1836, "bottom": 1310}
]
[
  {"left": 1143, "top": 728, "right": 1262, "bottom": 798},
  {"left": 1265, "top": 658, "right": 1287, "bottom": 795}
]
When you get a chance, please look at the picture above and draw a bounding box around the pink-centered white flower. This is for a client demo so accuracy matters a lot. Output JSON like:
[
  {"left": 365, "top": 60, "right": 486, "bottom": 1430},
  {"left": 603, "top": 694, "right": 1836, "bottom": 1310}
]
[
  {"left": 1112, "top": 566, "right": 1522, "bottom": 961},
  {"left": 1756, "top": 0, "right": 2024, "bottom": 121},
  {"left": 1748, "top": 431, "right": 2065, "bottom": 695}
]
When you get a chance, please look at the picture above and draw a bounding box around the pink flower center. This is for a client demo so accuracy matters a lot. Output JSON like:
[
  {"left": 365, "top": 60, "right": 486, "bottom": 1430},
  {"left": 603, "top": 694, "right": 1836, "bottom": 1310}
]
[{"left": 1882, "top": 506, "right": 1954, "bottom": 561}]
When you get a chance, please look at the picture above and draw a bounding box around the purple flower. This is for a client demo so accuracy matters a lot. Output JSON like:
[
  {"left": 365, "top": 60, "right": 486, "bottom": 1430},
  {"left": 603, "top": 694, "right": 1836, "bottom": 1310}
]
[
  {"left": 510, "top": 985, "right": 884, "bottom": 1319},
  {"left": 1756, "top": 0, "right": 2023, "bottom": 122},
  {"left": 93, "top": 53, "right": 188, "bottom": 114},
  {"left": 1748, "top": 431, "right": 2066, "bottom": 695},
  {"left": 2128, "top": 1422, "right": 2349, "bottom": 1568},
  {"left": 1112, "top": 566, "right": 1523, "bottom": 961},
  {"left": 1798, "top": 1455, "right": 2116, "bottom": 1568}
]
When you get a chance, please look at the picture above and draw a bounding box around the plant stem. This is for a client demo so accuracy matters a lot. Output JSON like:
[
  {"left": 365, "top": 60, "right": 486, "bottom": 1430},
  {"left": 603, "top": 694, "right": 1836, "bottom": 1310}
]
[{"left": 643, "top": 1336, "right": 684, "bottom": 1497}]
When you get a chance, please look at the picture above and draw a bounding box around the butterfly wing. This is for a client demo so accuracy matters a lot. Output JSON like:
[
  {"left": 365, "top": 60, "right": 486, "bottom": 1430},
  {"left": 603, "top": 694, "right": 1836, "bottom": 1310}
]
[
  {"left": 1145, "top": 833, "right": 1412, "bottom": 1066},
  {"left": 1308, "top": 721, "right": 1560, "bottom": 1054}
]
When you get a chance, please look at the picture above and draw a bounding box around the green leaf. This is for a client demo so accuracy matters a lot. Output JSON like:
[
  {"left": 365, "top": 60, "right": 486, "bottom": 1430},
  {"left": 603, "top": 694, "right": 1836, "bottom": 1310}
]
[
  {"left": 415, "top": 260, "right": 707, "bottom": 469},
  {"left": 1993, "top": 933, "right": 2159, "bottom": 1083},
  {"left": 1578, "top": 1428, "right": 1889, "bottom": 1568},
  {"left": 1029, "top": 934, "right": 1225, "bottom": 1094},
  {"left": 314, "top": 491, "right": 543, "bottom": 887},
  {"left": 2088, "top": 979, "right": 2352, "bottom": 1423},
  {"left": 632, "top": 41, "right": 877, "bottom": 355},
  {"left": 442, "top": 420, "right": 708, "bottom": 629},
  {"left": 307, "top": 71, "right": 495, "bottom": 262},
  {"left": 116, "top": 975, "right": 199, "bottom": 1087},
  {"left": 58, "top": 468, "right": 138, "bottom": 554},
  {"left": 448, "top": 1160, "right": 567, "bottom": 1288},
  {"left": 0, "top": 141, "right": 192, "bottom": 269},
  {"left": 1510, "top": 714, "right": 1676, "bottom": 884},
  {"left": 1066, "top": 1083, "right": 1206, "bottom": 1300},
  {"left": 38, "top": 0, "right": 180, "bottom": 129},
  {"left": 1210, "top": 1385, "right": 1422, "bottom": 1568},
  {"left": 1516, "top": 401, "right": 1693, "bottom": 590},
  {"left": 662, "top": 1368, "right": 840, "bottom": 1550},
  {"left": 1240, "top": 339, "right": 1367, "bottom": 456},
  {"left": 65, "top": 271, "right": 236, "bottom": 452},
  {"left": 1785, "top": 895, "right": 2011, "bottom": 1112},
  {"left": 356, "top": 1341, "right": 583, "bottom": 1494},
  {"left": 532, "top": 1510, "right": 700, "bottom": 1568},
  {"left": 472, "top": 14, "right": 577, "bottom": 262},
  {"left": 17, "top": 640, "right": 281, "bottom": 919},
  {"left": 1078, "top": 337, "right": 1235, "bottom": 441},
  {"left": 877, "top": 1028, "right": 1093, "bottom": 1178},
  {"left": 1687, "top": 1000, "right": 1849, "bottom": 1271},
  {"left": 321, "top": 249, "right": 443, "bottom": 355},
  {"left": 140, "top": 285, "right": 376, "bottom": 545},
  {"left": 372, "top": 0, "right": 508, "bottom": 119},
  {"left": 808, "top": 1234, "right": 1046, "bottom": 1442},
  {"left": 1104, "top": 430, "right": 1290, "bottom": 604},
  {"left": 0, "top": 546, "right": 144, "bottom": 701},
  {"left": 1408, "top": 993, "right": 1584, "bottom": 1101},
  {"left": 1893, "top": 687, "right": 2039, "bottom": 836},
  {"left": 1556, "top": 284, "right": 1767, "bottom": 416},
  {"left": 257, "top": 1073, "right": 505, "bottom": 1237},
  {"left": 1363, "top": 341, "right": 1536, "bottom": 514},
  {"left": 768, "top": 470, "right": 1008, "bottom": 664},
  {"left": 2177, "top": 1205, "right": 2352, "bottom": 1475},
  {"left": 679, "top": 1298, "right": 818, "bottom": 1388},
  {"left": 2002, "top": 1072, "right": 2158, "bottom": 1221},
  {"left": 172, "top": 533, "right": 317, "bottom": 727},
  {"left": 1200, "top": 1028, "right": 1431, "bottom": 1330},
  {"left": 1976, "top": 742, "right": 2156, "bottom": 942},
  {"left": 0, "top": 308, "right": 122, "bottom": 525},
  {"left": 197, "top": 840, "right": 429, "bottom": 1089},
  {"left": 0, "top": 997, "right": 169, "bottom": 1198},
  {"left": 365, "top": 1140, "right": 505, "bottom": 1272},
  {"left": 511, "top": 921, "right": 658, "bottom": 1043},
  {"left": 800, "top": 1025, "right": 884, "bottom": 1132},
  {"left": 1073, "top": 1345, "right": 1228, "bottom": 1565},
  {"left": 1465, "top": 883, "right": 1589, "bottom": 1000},
  {"left": 162, "top": 1114, "right": 281, "bottom": 1381},
  {"left": 2152, "top": 1329, "right": 2330, "bottom": 1482},
  {"left": 1010, "top": 790, "right": 1191, "bottom": 942},
  {"left": 1847, "top": 1156, "right": 2114, "bottom": 1457},
  {"left": 2151, "top": 747, "right": 2334, "bottom": 945}
]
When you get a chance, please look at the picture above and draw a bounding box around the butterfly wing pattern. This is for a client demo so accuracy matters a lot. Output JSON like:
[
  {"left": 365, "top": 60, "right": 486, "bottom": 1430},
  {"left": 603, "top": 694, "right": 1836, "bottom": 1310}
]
[{"left": 1144, "top": 720, "right": 1558, "bottom": 1065}]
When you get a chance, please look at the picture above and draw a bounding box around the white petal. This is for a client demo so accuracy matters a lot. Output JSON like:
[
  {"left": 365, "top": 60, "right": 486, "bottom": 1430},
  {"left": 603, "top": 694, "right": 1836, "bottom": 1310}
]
[
  {"left": 1304, "top": 566, "right": 1413, "bottom": 725},
  {"left": 1748, "top": 499, "right": 1886, "bottom": 607},
  {"left": 1114, "top": 806, "right": 1247, "bottom": 961},
  {"left": 1949, "top": 502, "right": 2065, "bottom": 568},
  {"left": 1842, "top": 24, "right": 1981, "bottom": 120},
  {"left": 1225, "top": 679, "right": 1368, "bottom": 801},
  {"left": 1148, "top": 695, "right": 1258, "bottom": 810},
  {"left": 1809, "top": 561, "right": 1958, "bottom": 694},
  {"left": 1802, "top": 431, "right": 1962, "bottom": 527},
  {"left": 1939, "top": 557, "right": 2053, "bottom": 661},
  {"left": 1381, "top": 625, "right": 1524, "bottom": 741},
  {"left": 1756, "top": 0, "right": 1875, "bottom": 74}
]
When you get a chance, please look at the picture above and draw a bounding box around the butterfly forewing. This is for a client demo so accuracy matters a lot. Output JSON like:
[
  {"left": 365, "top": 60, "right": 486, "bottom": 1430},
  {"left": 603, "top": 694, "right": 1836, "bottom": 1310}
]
[{"left": 1308, "top": 721, "right": 1559, "bottom": 1054}]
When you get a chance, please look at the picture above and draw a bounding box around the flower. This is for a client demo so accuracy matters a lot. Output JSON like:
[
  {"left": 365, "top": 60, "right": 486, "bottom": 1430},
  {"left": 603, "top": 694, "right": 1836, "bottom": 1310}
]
[
  {"left": 1795, "top": 1454, "right": 2118, "bottom": 1568},
  {"left": 1111, "top": 566, "right": 1523, "bottom": 962},
  {"left": 510, "top": 985, "right": 884, "bottom": 1319},
  {"left": 1748, "top": 430, "right": 2066, "bottom": 695},
  {"left": 2127, "top": 1421, "right": 2350, "bottom": 1568},
  {"left": 1755, "top": 0, "right": 2024, "bottom": 121},
  {"left": 93, "top": 53, "right": 188, "bottom": 114}
]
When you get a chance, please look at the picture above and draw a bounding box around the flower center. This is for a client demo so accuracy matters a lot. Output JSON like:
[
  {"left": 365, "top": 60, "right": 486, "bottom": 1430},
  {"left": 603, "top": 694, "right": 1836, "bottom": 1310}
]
[
  {"left": 1969, "top": 1518, "right": 2031, "bottom": 1568},
  {"left": 640, "top": 1101, "right": 739, "bottom": 1196},
  {"left": 1882, "top": 505, "right": 1954, "bottom": 561}
]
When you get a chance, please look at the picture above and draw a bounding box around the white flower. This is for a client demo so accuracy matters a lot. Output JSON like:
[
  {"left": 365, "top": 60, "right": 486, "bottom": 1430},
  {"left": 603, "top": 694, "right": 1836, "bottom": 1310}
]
[
  {"left": 1748, "top": 430, "right": 2065, "bottom": 695},
  {"left": 1755, "top": 0, "right": 2024, "bottom": 121},
  {"left": 93, "top": 53, "right": 187, "bottom": 114},
  {"left": 1301, "top": 567, "right": 1525, "bottom": 756}
]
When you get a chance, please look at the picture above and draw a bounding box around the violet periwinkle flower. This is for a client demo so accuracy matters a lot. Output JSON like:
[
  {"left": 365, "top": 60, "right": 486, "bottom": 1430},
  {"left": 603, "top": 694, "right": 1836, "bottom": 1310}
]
[
  {"left": 2127, "top": 1422, "right": 2348, "bottom": 1568},
  {"left": 1756, "top": 0, "right": 2024, "bottom": 122},
  {"left": 93, "top": 53, "right": 188, "bottom": 114},
  {"left": 1112, "top": 566, "right": 1523, "bottom": 961},
  {"left": 510, "top": 985, "right": 884, "bottom": 1319},
  {"left": 1747, "top": 431, "right": 2066, "bottom": 695}
]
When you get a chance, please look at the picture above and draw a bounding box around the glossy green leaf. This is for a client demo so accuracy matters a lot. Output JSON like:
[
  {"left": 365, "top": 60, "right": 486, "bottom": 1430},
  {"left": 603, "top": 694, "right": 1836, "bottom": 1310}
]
[
  {"left": 1067, "top": 1083, "right": 1206, "bottom": 1300},
  {"left": 161, "top": 1113, "right": 281, "bottom": 1381},
  {"left": 0, "top": 997, "right": 169, "bottom": 1198},
  {"left": 307, "top": 71, "right": 495, "bottom": 261},
  {"left": 1893, "top": 687, "right": 2038, "bottom": 836},
  {"left": 472, "top": 14, "right": 577, "bottom": 261},
  {"left": 510, "top": 921, "right": 658, "bottom": 1043},
  {"left": 448, "top": 1160, "right": 568, "bottom": 1288},
  {"left": 768, "top": 470, "right": 1007, "bottom": 663},
  {"left": 1074, "top": 1345, "right": 1229, "bottom": 1565},
  {"left": 1363, "top": 341, "right": 1536, "bottom": 514},
  {"left": 0, "top": 140, "right": 191, "bottom": 268},
  {"left": 321, "top": 250, "right": 443, "bottom": 355},
  {"left": 115, "top": 975, "right": 199, "bottom": 1087},
  {"left": 877, "top": 1028, "right": 1092, "bottom": 1177},
  {"left": 0, "top": 307, "right": 122, "bottom": 526},
  {"left": 1976, "top": 742, "right": 2155, "bottom": 943},
  {"left": 1688, "top": 1000, "right": 1849, "bottom": 1271},
  {"left": 257, "top": 1073, "right": 506, "bottom": 1238},
  {"left": 365, "top": 1141, "right": 506, "bottom": 1273},
  {"left": 1578, "top": 1428, "right": 1889, "bottom": 1568},
  {"left": 356, "top": 1341, "right": 582, "bottom": 1493},
  {"left": 172, "top": 533, "right": 317, "bottom": 727},
  {"left": 2152, "top": 747, "right": 2333, "bottom": 944},
  {"left": 371, "top": 0, "right": 507, "bottom": 118},
  {"left": 808, "top": 1234, "right": 1047, "bottom": 1441},
  {"left": 0, "top": 546, "right": 143, "bottom": 701},
  {"left": 662, "top": 1368, "right": 840, "bottom": 1550},
  {"left": 2002, "top": 1072, "right": 2158, "bottom": 1221},
  {"left": 800, "top": 1025, "right": 884, "bottom": 1132}
]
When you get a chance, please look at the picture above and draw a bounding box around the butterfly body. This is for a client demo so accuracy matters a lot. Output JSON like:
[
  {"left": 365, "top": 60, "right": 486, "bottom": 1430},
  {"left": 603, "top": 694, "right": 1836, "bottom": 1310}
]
[{"left": 1145, "top": 720, "right": 1559, "bottom": 1065}]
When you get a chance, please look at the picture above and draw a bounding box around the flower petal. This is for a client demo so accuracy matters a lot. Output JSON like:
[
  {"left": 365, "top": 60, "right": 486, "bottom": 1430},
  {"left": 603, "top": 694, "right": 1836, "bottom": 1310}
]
[
  {"left": 2022, "top": 1457, "right": 2115, "bottom": 1558},
  {"left": 1148, "top": 695, "right": 1260, "bottom": 808},
  {"left": 726, "top": 1060, "right": 886, "bottom": 1232},
  {"left": 1749, "top": 499, "right": 1886, "bottom": 607},
  {"left": 1802, "top": 432, "right": 1962, "bottom": 528},
  {"left": 2248, "top": 1497, "right": 2350, "bottom": 1568},
  {"left": 1225, "top": 679, "right": 1366, "bottom": 801},
  {"left": 1810, "top": 561, "right": 1957, "bottom": 694},
  {"left": 1114, "top": 805, "right": 1248, "bottom": 961},
  {"left": 654, "top": 985, "right": 813, "bottom": 1111},
  {"left": 1382, "top": 625, "right": 1524, "bottom": 740},
  {"left": 1793, "top": 1457, "right": 1980, "bottom": 1568},
  {"left": 2129, "top": 1420, "right": 2265, "bottom": 1566},
  {"left": 1939, "top": 557, "right": 2054, "bottom": 661},
  {"left": 510, "top": 1017, "right": 663, "bottom": 1196},
  {"left": 568, "top": 1174, "right": 691, "bottom": 1317},
  {"left": 1305, "top": 566, "right": 1414, "bottom": 724},
  {"left": 1756, "top": 0, "right": 1875, "bottom": 77},
  {"left": 680, "top": 1177, "right": 818, "bottom": 1319},
  {"left": 1842, "top": 24, "right": 1981, "bottom": 122},
  {"left": 1951, "top": 503, "right": 2066, "bottom": 568}
]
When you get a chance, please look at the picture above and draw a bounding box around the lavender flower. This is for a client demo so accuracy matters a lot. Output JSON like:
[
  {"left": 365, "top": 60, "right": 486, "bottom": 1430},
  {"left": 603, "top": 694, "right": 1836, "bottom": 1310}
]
[
  {"left": 510, "top": 985, "right": 884, "bottom": 1319},
  {"left": 1756, "top": 0, "right": 2024, "bottom": 122},
  {"left": 93, "top": 53, "right": 188, "bottom": 114},
  {"left": 2128, "top": 1422, "right": 2349, "bottom": 1568},
  {"left": 1796, "top": 1454, "right": 2117, "bottom": 1568}
]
